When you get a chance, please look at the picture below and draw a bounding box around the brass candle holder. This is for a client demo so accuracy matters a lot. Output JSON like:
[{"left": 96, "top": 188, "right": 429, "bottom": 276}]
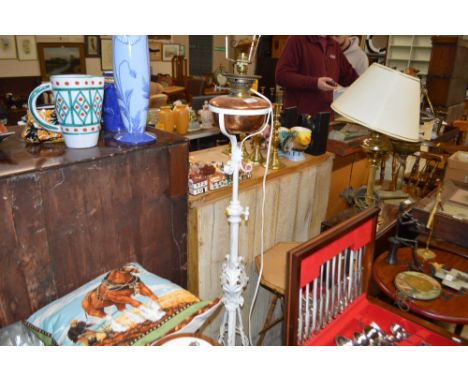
[
  {"left": 222, "top": 143, "right": 231, "bottom": 156},
  {"left": 263, "top": 102, "right": 284, "bottom": 170},
  {"left": 239, "top": 133, "right": 250, "bottom": 160},
  {"left": 417, "top": 182, "right": 443, "bottom": 261},
  {"left": 249, "top": 134, "right": 265, "bottom": 165}
]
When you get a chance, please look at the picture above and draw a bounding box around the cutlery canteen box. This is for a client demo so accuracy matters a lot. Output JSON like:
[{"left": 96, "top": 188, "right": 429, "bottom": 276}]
[{"left": 284, "top": 207, "right": 464, "bottom": 346}]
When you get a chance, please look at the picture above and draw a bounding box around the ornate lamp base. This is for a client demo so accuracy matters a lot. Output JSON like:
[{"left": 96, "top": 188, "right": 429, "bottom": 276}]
[{"left": 217, "top": 254, "right": 249, "bottom": 346}]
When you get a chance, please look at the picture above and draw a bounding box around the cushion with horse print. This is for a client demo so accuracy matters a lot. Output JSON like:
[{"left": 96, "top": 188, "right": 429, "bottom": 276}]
[{"left": 24, "top": 263, "right": 220, "bottom": 346}]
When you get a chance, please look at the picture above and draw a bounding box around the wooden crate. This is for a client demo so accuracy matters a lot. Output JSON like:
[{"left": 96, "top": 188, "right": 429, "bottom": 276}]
[{"left": 0, "top": 128, "right": 189, "bottom": 327}]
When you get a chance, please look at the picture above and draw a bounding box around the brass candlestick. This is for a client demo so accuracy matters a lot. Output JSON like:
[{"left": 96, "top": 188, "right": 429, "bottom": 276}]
[
  {"left": 249, "top": 134, "right": 265, "bottom": 165},
  {"left": 239, "top": 133, "right": 250, "bottom": 160},
  {"left": 263, "top": 102, "right": 284, "bottom": 170},
  {"left": 222, "top": 142, "right": 231, "bottom": 156},
  {"left": 417, "top": 182, "right": 443, "bottom": 261}
]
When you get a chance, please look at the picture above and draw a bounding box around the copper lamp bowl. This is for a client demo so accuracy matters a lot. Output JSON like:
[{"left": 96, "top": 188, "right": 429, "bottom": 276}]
[
  {"left": 209, "top": 95, "right": 270, "bottom": 134},
  {"left": 209, "top": 72, "right": 270, "bottom": 135}
]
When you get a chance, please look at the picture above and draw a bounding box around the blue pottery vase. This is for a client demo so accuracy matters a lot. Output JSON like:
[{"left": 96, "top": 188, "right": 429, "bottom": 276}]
[
  {"left": 112, "top": 35, "right": 156, "bottom": 144},
  {"left": 102, "top": 71, "right": 124, "bottom": 133}
]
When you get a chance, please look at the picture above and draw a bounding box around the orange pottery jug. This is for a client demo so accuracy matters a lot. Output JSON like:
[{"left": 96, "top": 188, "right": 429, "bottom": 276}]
[
  {"left": 159, "top": 106, "right": 175, "bottom": 132},
  {"left": 174, "top": 104, "right": 189, "bottom": 135}
]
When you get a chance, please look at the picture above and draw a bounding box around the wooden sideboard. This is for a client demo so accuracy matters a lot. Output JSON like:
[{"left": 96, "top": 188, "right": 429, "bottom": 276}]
[
  {"left": 0, "top": 127, "right": 188, "bottom": 327},
  {"left": 187, "top": 145, "right": 334, "bottom": 344}
]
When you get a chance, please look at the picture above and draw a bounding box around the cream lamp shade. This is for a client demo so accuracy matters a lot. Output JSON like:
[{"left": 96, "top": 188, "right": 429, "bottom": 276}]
[{"left": 331, "top": 63, "right": 420, "bottom": 142}]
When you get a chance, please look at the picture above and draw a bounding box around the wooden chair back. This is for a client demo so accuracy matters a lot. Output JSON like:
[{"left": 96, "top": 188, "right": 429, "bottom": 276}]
[{"left": 406, "top": 151, "right": 446, "bottom": 198}]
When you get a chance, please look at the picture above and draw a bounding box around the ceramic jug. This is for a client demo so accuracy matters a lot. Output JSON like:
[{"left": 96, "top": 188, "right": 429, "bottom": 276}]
[
  {"left": 159, "top": 106, "right": 175, "bottom": 132},
  {"left": 28, "top": 74, "right": 104, "bottom": 148}
]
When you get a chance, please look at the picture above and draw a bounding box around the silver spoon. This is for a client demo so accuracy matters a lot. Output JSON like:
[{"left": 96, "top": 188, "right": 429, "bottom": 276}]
[
  {"left": 353, "top": 332, "right": 369, "bottom": 346},
  {"left": 336, "top": 336, "right": 353, "bottom": 346},
  {"left": 390, "top": 323, "right": 410, "bottom": 341}
]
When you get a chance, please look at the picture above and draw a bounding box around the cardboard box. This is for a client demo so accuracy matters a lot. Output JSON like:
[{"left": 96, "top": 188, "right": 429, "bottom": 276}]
[{"left": 444, "top": 151, "right": 468, "bottom": 184}]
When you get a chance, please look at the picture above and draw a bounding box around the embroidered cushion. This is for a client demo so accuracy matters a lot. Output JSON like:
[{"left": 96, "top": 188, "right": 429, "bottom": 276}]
[{"left": 24, "top": 263, "right": 219, "bottom": 346}]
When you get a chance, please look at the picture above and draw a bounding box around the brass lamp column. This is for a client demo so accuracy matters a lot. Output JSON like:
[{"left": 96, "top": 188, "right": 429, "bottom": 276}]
[{"left": 361, "top": 131, "right": 392, "bottom": 206}]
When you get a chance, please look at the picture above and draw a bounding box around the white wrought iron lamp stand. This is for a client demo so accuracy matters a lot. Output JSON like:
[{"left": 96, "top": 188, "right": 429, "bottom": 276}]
[{"left": 209, "top": 104, "right": 272, "bottom": 346}]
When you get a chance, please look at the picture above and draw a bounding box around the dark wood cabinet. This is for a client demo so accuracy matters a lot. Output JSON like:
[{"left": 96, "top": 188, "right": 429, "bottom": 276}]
[
  {"left": 427, "top": 36, "right": 468, "bottom": 108},
  {"left": 0, "top": 128, "right": 189, "bottom": 327}
]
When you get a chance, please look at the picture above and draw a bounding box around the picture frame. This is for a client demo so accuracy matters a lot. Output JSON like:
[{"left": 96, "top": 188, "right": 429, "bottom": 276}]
[
  {"left": 149, "top": 35, "right": 171, "bottom": 42},
  {"left": 162, "top": 44, "right": 179, "bottom": 62},
  {"left": 148, "top": 39, "right": 162, "bottom": 61},
  {"left": 85, "top": 35, "right": 100, "bottom": 57},
  {"left": 100, "top": 38, "right": 113, "bottom": 71},
  {"left": 37, "top": 42, "right": 86, "bottom": 81},
  {"left": 0, "top": 35, "right": 17, "bottom": 60},
  {"left": 16, "top": 36, "right": 37, "bottom": 60}
]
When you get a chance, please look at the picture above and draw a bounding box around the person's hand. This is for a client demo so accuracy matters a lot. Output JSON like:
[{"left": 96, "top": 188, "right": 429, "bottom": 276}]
[{"left": 317, "top": 77, "right": 338, "bottom": 92}]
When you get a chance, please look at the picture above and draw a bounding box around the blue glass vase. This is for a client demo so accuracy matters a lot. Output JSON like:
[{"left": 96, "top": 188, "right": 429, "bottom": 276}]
[
  {"left": 102, "top": 71, "right": 124, "bottom": 133},
  {"left": 112, "top": 35, "right": 156, "bottom": 144}
]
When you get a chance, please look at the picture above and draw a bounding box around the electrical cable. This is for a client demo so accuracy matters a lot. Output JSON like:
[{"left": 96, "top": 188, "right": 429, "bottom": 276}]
[{"left": 245, "top": 89, "right": 274, "bottom": 345}]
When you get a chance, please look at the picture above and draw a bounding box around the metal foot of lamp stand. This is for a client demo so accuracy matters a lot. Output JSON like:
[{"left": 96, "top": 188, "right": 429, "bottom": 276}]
[{"left": 209, "top": 104, "right": 271, "bottom": 346}]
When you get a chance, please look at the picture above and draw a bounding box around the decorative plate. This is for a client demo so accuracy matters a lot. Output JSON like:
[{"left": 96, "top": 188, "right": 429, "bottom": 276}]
[
  {"left": 395, "top": 271, "right": 442, "bottom": 300},
  {"left": 154, "top": 333, "right": 217, "bottom": 346},
  {"left": 0, "top": 131, "right": 15, "bottom": 143}
]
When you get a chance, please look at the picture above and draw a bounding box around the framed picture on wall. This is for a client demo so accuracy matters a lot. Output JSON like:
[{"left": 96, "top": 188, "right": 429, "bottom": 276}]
[
  {"left": 148, "top": 39, "right": 162, "bottom": 61},
  {"left": 100, "top": 38, "right": 113, "bottom": 71},
  {"left": 16, "top": 36, "right": 37, "bottom": 60},
  {"left": 162, "top": 44, "right": 179, "bottom": 62},
  {"left": 85, "top": 35, "right": 100, "bottom": 57},
  {"left": 149, "top": 35, "right": 171, "bottom": 42},
  {"left": 37, "top": 42, "right": 86, "bottom": 81},
  {"left": 0, "top": 35, "right": 17, "bottom": 59}
]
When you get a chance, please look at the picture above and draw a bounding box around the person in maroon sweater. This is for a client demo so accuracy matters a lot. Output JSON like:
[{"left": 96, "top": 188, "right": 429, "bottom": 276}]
[{"left": 275, "top": 36, "right": 358, "bottom": 118}]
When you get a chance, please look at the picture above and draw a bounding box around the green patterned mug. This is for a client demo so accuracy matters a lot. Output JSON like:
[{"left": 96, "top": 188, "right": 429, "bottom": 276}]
[{"left": 28, "top": 75, "right": 105, "bottom": 148}]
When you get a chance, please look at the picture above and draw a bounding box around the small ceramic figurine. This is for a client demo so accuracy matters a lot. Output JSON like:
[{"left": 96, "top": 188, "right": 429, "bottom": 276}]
[
  {"left": 188, "top": 107, "right": 200, "bottom": 131},
  {"left": 279, "top": 126, "right": 312, "bottom": 152}
]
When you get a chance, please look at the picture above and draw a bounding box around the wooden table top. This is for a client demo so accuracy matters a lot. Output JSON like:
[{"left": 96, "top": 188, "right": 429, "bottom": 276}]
[
  {"left": 373, "top": 247, "right": 468, "bottom": 324},
  {"left": 0, "top": 126, "right": 186, "bottom": 180},
  {"left": 162, "top": 85, "right": 185, "bottom": 95}
]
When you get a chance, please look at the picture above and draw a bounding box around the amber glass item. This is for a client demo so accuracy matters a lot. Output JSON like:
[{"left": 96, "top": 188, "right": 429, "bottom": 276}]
[
  {"left": 174, "top": 104, "right": 189, "bottom": 135},
  {"left": 159, "top": 106, "right": 175, "bottom": 133}
]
